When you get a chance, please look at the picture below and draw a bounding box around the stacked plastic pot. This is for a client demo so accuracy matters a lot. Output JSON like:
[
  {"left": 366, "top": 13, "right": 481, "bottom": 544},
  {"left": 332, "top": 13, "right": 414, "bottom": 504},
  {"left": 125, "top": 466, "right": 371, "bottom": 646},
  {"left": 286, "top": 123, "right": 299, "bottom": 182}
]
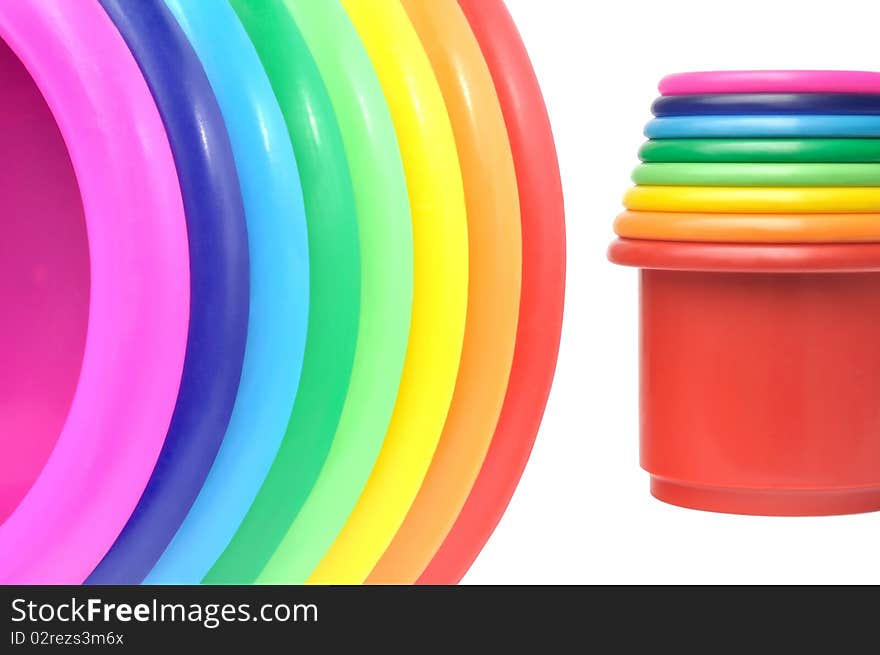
[
  {"left": 0, "top": 0, "right": 565, "bottom": 585},
  {"left": 610, "top": 71, "right": 880, "bottom": 517}
]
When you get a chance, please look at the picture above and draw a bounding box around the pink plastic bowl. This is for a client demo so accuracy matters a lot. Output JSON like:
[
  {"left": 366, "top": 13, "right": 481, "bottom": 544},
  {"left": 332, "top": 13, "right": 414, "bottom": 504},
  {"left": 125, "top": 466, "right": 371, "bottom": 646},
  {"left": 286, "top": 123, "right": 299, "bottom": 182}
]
[{"left": 0, "top": 1, "right": 190, "bottom": 584}]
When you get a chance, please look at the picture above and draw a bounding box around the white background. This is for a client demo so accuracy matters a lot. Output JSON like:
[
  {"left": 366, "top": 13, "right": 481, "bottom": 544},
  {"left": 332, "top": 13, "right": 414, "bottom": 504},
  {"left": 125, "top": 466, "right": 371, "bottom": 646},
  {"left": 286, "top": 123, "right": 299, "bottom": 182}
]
[{"left": 467, "top": 0, "right": 880, "bottom": 584}]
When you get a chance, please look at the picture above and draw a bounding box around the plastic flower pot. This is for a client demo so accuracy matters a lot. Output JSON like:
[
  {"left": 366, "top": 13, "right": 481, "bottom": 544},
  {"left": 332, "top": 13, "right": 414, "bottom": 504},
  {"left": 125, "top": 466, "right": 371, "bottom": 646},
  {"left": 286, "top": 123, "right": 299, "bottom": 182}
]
[{"left": 609, "top": 237, "right": 880, "bottom": 516}]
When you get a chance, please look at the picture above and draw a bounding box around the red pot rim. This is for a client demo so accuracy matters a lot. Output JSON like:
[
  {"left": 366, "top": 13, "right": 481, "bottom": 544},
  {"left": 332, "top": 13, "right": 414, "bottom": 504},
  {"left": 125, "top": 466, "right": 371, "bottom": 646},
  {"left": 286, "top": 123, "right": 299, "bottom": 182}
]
[{"left": 608, "top": 237, "right": 880, "bottom": 272}]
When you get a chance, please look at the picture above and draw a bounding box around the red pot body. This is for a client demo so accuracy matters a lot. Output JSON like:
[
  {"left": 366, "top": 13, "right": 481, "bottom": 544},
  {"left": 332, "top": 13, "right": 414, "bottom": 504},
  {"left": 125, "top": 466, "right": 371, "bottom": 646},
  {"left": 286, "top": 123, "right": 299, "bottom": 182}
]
[{"left": 611, "top": 239, "right": 880, "bottom": 515}]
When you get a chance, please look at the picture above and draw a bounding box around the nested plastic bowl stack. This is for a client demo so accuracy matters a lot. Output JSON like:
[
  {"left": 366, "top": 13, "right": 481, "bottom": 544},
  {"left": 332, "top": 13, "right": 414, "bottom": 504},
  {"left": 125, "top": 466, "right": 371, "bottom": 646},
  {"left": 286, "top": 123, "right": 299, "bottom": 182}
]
[
  {"left": 0, "top": 0, "right": 565, "bottom": 586},
  {"left": 610, "top": 71, "right": 880, "bottom": 517}
]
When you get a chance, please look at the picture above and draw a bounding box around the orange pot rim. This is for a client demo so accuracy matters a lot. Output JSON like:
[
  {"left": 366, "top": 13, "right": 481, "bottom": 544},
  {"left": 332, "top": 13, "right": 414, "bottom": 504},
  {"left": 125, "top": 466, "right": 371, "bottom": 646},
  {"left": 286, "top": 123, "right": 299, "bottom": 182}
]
[{"left": 615, "top": 210, "right": 880, "bottom": 244}]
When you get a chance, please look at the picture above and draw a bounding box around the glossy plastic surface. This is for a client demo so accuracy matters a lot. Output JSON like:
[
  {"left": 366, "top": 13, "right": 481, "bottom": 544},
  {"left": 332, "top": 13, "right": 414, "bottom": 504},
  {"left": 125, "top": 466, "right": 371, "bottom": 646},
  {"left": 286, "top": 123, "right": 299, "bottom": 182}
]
[
  {"left": 142, "top": 0, "right": 309, "bottom": 584},
  {"left": 615, "top": 210, "right": 880, "bottom": 243},
  {"left": 646, "top": 115, "right": 880, "bottom": 139},
  {"left": 0, "top": 0, "right": 189, "bottom": 584},
  {"left": 625, "top": 186, "right": 880, "bottom": 213},
  {"left": 653, "top": 93, "right": 880, "bottom": 116},
  {"left": 640, "top": 138, "right": 880, "bottom": 163},
  {"left": 421, "top": 0, "right": 566, "bottom": 585},
  {"left": 255, "top": 0, "right": 413, "bottom": 585},
  {"left": 660, "top": 70, "right": 880, "bottom": 95},
  {"left": 202, "top": 0, "right": 361, "bottom": 585},
  {"left": 633, "top": 163, "right": 880, "bottom": 187},
  {"left": 369, "top": 0, "right": 521, "bottom": 584},
  {"left": 608, "top": 237, "right": 880, "bottom": 272},
  {"left": 89, "top": 0, "right": 250, "bottom": 585},
  {"left": 309, "top": 0, "right": 468, "bottom": 585},
  {"left": 639, "top": 266, "right": 880, "bottom": 515}
]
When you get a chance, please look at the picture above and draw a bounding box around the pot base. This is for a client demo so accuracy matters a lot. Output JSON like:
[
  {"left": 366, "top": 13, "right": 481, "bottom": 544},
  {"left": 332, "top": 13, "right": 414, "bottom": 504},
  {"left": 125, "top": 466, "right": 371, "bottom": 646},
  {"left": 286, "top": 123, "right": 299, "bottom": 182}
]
[{"left": 651, "top": 477, "right": 880, "bottom": 516}]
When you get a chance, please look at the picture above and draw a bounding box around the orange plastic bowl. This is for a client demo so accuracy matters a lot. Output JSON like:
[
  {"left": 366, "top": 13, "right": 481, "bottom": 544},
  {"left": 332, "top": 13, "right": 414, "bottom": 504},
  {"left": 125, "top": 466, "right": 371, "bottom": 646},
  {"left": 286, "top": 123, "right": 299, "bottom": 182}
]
[{"left": 614, "top": 210, "right": 880, "bottom": 244}]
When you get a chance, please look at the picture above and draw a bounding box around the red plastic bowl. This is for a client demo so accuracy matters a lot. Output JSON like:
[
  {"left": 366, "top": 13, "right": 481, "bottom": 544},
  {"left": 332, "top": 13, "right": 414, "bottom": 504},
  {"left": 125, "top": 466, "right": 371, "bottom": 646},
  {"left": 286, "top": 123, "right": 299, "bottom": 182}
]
[{"left": 610, "top": 238, "right": 880, "bottom": 515}]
